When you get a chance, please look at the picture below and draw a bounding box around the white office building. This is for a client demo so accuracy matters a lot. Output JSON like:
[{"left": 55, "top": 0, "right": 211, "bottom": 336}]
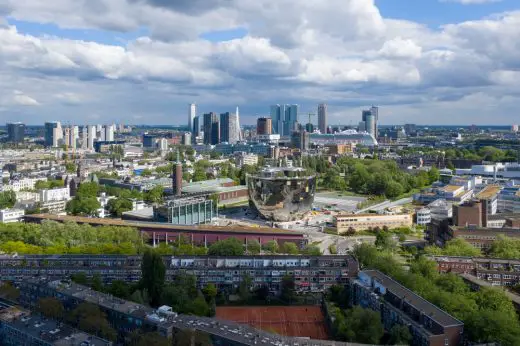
[
  {"left": 0, "top": 209, "right": 25, "bottom": 223},
  {"left": 3, "top": 178, "right": 41, "bottom": 192},
  {"left": 40, "top": 187, "right": 71, "bottom": 203}
]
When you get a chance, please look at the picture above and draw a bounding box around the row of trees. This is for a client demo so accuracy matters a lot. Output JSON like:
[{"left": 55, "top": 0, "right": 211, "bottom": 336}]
[
  {"left": 354, "top": 243, "right": 520, "bottom": 345},
  {"left": 426, "top": 236, "right": 520, "bottom": 259},
  {"left": 0, "top": 220, "right": 144, "bottom": 254},
  {"left": 302, "top": 156, "right": 439, "bottom": 198},
  {"left": 154, "top": 237, "right": 320, "bottom": 256}
]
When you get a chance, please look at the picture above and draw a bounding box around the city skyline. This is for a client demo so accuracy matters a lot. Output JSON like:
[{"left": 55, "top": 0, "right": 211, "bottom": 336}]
[{"left": 0, "top": 1, "right": 520, "bottom": 125}]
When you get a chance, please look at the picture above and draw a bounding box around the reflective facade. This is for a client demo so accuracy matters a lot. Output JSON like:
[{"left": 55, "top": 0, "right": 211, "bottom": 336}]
[{"left": 247, "top": 167, "right": 316, "bottom": 221}]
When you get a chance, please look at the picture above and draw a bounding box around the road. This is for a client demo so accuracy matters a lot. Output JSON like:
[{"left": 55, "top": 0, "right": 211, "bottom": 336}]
[
  {"left": 279, "top": 218, "right": 375, "bottom": 255},
  {"left": 355, "top": 197, "right": 412, "bottom": 214}
]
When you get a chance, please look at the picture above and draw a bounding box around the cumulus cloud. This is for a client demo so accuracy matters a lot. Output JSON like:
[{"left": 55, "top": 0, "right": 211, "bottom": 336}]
[
  {"left": 12, "top": 90, "right": 40, "bottom": 106},
  {"left": 0, "top": 0, "right": 518, "bottom": 124}
]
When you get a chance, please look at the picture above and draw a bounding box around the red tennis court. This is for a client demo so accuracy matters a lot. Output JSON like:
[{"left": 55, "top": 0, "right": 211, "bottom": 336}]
[{"left": 216, "top": 306, "right": 329, "bottom": 340}]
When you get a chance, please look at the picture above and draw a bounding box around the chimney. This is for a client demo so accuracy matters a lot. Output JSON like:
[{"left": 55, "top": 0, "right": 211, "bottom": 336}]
[{"left": 172, "top": 150, "right": 182, "bottom": 196}]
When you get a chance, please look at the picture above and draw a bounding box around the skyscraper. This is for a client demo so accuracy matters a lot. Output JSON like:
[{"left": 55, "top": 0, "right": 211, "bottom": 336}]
[
  {"left": 370, "top": 106, "right": 379, "bottom": 136},
  {"left": 257, "top": 118, "right": 272, "bottom": 135},
  {"left": 203, "top": 112, "right": 219, "bottom": 145},
  {"left": 318, "top": 103, "right": 327, "bottom": 134},
  {"left": 220, "top": 112, "right": 239, "bottom": 144},
  {"left": 104, "top": 124, "right": 115, "bottom": 142},
  {"left": 6, "top": 122, "right": 25, "bottom": 143},
  {"left": 270, "top": 104, "right": 298, "bottom": 136},
  {"left": 361, "top": 107, "right": 378, "bottom": 139},
  {"left": 87, "top": 125, "right": 96, "bottom": 150},
  {"left": 44, "top": 121, "right": 62, "bottom": 147},
  {"left": 284, "top": 104, "right": 298, "bottom": 136},
  {"left": 270, "top": 105, "right": 283, "bottom": 135},
  {"left": 188, "top": 103, "right": 196, "bottom": 133},
  {"left": 236, "top": 106, "right": 242, "bottom": 141}
]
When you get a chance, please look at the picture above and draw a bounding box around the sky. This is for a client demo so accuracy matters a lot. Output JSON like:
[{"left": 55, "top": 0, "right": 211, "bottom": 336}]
[{"left": 0, "top": 0, "right": 519, "bottom": 126}]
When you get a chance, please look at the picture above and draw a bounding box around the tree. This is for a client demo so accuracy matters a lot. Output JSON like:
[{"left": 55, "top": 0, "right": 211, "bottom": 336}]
[
  {"left": 302, "top": 244, "right": 321, "bottom": 255},
  {"left": 140, "top": 168, "right": 153, "bottom": 177},
  {"left": 38, "top": 297, "right": 64, "bottom": 320},
  {"left": 144, "top": 186, "right": 164, "bottom": 205},
  {"left": 108, "top": 280, "right": 131, "bottom": 299},
  {"left": 281, "top": 275, "right": 296, "bottom": 303},
  {"left": 190, "top": 294, "right": 210, "bottom": 316},
  {"left": 107, "top": 198, "right": 133, "bottom": 217},
  {"left": 425, "top": 238, "right": 482, "bottom": 257},
  {"left": 385, "top": 181, "right": 403, "bottom": 198},
  {"left": 281, "top": 242, "right": 299, "bottom": 254},
  {"left": 66, "top": 197, "right": 101, "bottom": 216},
  {"left": 246, "top": 239, "right": 261, "bottom": 254},
  {"left": 192, "top": 167, "right": 207, "bottom": 182},
  {"left": 141, "top": 249, "right": 166, "bottom": 306},
  {"left": 76, "top": 182, "right": 99, "bottom": 198},
  {"left": 0, "top": 191, "right": 16, "bottom": 209},
  {"left": 335, "top": 306, "right": 384, "bottom": 344},
  {"left": 466, "top": 309, "right": 520, "bottom": 346},
  {"left": 0, "top": 282, "right": 19, "bottom": 301},
  {"left": 65, "top": 162, "right": 77, "bottom": 173},
  {"left": 208, "top": 238, "right": 244, "bottom": 256},
  {"left": 428, "top": 166, "right": 440, "bottom": 184},
  {"left": 202, "top": 284, "right": 217, "bottom": 302},
  {"left": 375, "top": 231, "right": 397, "bottom": 251},
  {"left": 239, "top": 274, "right": 252, "bottom": 302},
  {"left": 69, "top": 302, "right": 117, "bottom": 341},
  {"left": 388, "top": 325, "right": 412, "bottom": 345},
  {"left": 262, "top": 240, "right": 279, "bottom": 253}
]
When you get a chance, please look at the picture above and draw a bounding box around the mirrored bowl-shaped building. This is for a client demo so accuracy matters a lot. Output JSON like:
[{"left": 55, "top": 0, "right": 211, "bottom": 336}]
[{"left": 247, "top": 167, "right": 316, "bottom": 222}]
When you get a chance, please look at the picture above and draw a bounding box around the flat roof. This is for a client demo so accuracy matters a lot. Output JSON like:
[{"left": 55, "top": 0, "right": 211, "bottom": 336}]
[
  {"left": 443, "top": 185, "right": 463, "bottom": 192},
  {"left": 25, "top": 214, "right": 304, "bottom": 236},
  {"left": 362, "top": 270, "right": 463, "bottom": 327},
  {"left": 335, "top": 213, "right": 411, "bottom": 218},
  {"left": 476, "top": 185, "right": 501, "bottom": 200},
  {"left": 48, "top": 280, "right": 153, "bottom": 320},
  {"left": 0, "top": 304, "right": 110, "bottom": 345},
  {"left": 460, "top": 273, "right": 520, "bottom": 306}
]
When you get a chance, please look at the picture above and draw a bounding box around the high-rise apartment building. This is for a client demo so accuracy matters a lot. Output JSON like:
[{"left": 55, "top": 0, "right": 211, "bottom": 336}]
[
  {"left": 6, "top": 122, "right": 25, "bottom": 143},
  {"left": 318, "top": 103, "right": 327, "bottom": 134},
  {"left": 220, "top": 112, "right": 239, "bottom": 144},
  {"left": 257, "top": 117, "right": 272, "bottom": 135},
  {"left": 87, "top": 125, "right": 96, "bottom": 150},
  {"left": 203, "top": 112, "right": 219, "bottom": 145},
  {"left": 104, "top": 124, "right": 115, "bottom": 142},
  {"left": 188, "top": 103, "right": 196, "bottom": 133}
]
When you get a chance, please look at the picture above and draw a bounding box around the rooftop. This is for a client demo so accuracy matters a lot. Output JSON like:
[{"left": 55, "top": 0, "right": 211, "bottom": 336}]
[
  {"left": 25, "top": 214, "right": 304, "bottom": 236},
  {"left": 442, "top": 185, "right": 463, "bottom": 193},
  {"left": 361, "top": 270, "right": 463, "bottom": 327},
  {"left": 48, "top": 280, "right": 153, "bottom": 320},
  {"left": 476, "top": 185, "right": 501, "bottom": 200},
  {"left": 0, "top": 303, "right": 111, "bottom": 346}
]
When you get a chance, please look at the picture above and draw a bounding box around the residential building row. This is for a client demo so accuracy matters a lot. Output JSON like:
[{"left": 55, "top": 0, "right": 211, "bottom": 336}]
[
  {"left": 429, "top": 255, "right": 520, "bottom": 287},
  {"left": 0, "top": 302, "right": 111, "bottom": 346},
  {"left": 350, "top": 270, "right": 464, "bottom": 346},
  {"left": 0, "top": 255, "right": 359, "bottom": 293}
]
